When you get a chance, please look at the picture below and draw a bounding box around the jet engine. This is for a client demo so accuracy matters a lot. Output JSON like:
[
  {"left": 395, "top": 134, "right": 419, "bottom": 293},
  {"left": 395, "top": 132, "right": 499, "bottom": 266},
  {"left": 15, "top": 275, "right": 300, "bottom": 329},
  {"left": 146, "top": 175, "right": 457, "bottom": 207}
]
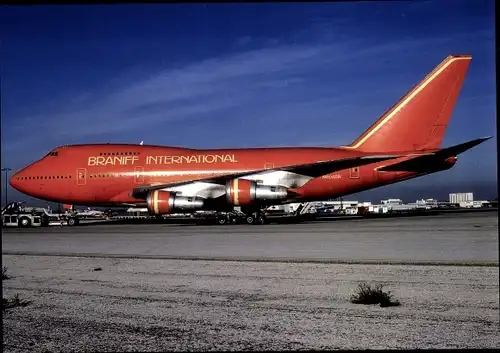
[
  {"left": 146, "top": 190, "right": 204, "bottom": 215},
  {"left": 225, "top": 179, "right": 289, "bottom": 206}
]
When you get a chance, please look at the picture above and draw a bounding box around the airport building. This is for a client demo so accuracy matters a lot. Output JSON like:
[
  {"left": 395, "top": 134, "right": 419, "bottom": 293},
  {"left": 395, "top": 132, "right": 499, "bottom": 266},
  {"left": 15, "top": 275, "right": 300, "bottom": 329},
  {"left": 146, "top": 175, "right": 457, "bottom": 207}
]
[
  {"left": 449, "top": 192, "right": 474, "bottom": 203},
  {"left": 457, "top": 200, "right": 490, "bottom": 208},
  {"left": 447, "top": 192, "right": 492, "bottom": 208},
  {"left": 415, "top": 199, "right": 439, "bottom": 208},
  {"left": 381, "top": 198, "right": 403, "bottom": 205},
  {"left": 367, "top": 198, "right": 442, "bottom": 213}
]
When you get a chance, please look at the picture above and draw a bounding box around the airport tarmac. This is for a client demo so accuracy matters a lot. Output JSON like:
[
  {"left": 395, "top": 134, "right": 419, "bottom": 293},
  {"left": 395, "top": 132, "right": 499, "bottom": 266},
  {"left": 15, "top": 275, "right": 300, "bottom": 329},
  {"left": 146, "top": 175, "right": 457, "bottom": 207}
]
[
  {"left": 2, "top": 212, "right": 499, "bottom": 351},
  {"left": 2, "top": 212, "right": 498, "bottom": 264}
]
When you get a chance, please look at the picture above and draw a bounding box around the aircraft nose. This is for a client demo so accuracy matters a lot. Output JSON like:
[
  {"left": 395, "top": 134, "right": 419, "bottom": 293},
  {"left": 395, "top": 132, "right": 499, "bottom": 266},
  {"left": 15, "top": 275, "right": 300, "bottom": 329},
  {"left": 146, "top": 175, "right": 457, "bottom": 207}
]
[
  {"left": 9, "top": 166, "right": 36, "bottom": 196},
  {"left": 9, "top": 170, "right": 24, "bottom": 192}
]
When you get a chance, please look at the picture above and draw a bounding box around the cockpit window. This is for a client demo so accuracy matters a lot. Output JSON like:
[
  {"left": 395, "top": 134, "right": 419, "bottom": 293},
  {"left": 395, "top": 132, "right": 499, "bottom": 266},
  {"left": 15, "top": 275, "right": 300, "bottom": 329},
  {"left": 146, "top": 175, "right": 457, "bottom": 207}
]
[{"left": 45, "top": 152, "right": 59, "bottom": 157}]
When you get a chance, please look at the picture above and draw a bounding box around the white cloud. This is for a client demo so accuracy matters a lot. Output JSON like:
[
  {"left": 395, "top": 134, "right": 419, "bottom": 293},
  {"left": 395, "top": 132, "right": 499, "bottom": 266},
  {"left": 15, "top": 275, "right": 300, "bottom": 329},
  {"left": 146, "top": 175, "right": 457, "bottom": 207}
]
[{"left": 1, "top": 27, "right": 494, "bottom": 173}]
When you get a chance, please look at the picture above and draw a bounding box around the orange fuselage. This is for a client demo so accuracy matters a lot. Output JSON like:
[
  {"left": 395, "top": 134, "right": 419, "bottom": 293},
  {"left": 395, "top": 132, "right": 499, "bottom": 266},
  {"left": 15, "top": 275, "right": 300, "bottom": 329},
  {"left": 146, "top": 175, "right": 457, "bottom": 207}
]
[{"left": 10, "top": 144, "right": 451, "bottom": 207}]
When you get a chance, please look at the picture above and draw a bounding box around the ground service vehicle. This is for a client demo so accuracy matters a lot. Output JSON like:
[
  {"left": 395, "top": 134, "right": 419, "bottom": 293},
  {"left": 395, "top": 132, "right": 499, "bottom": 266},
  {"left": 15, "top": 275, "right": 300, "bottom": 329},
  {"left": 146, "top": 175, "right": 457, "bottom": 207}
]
[{"left": 1, "top": 202, "right": 80, "bottom": 227}]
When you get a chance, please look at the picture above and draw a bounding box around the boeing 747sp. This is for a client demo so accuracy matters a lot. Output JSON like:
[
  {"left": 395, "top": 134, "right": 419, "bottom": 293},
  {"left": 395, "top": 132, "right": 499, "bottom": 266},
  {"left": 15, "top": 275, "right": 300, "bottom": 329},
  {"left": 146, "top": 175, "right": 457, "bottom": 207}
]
[{"left": 10, "top": 54, "right": 491, "bottom": 224}]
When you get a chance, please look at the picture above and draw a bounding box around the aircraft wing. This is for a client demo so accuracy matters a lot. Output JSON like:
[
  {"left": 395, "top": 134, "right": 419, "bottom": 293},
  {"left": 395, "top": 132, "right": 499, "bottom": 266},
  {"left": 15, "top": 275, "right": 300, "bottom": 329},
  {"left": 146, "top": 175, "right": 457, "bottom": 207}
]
[
  {"left": 132, "top": 154, "right": 400, "bottom": 198},
  {"left": 277, "top": 155, "right": 398, "bottom": 177}
]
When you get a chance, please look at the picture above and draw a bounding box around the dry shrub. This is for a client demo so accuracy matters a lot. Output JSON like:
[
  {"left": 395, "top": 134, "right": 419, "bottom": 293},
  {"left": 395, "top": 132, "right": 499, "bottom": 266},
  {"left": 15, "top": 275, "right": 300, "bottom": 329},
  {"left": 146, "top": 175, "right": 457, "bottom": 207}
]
[{"left": 350, "top": 282, "right": 400, "bottom": 307}]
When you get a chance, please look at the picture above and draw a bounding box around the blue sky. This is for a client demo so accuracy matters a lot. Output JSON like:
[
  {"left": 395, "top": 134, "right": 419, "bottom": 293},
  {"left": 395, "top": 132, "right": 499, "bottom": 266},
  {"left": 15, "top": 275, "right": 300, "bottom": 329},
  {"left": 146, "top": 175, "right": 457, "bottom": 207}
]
[{"left": 0, "top": 0, "right": 496, "bottom": 205}]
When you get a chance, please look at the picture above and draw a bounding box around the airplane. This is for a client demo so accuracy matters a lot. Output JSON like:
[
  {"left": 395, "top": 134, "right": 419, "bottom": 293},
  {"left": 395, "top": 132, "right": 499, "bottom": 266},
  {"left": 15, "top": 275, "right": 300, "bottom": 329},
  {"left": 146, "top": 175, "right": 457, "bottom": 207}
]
[{"left": 9, "top": 54, "right": 492, "bottom": 225}]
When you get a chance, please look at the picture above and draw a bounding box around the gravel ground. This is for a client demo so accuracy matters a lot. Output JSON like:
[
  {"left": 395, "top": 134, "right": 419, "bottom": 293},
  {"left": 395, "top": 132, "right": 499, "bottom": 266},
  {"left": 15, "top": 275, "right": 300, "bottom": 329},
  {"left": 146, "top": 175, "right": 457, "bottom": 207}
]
[{"left": 2, "top": 255, "right": 499, "bottom": 351}]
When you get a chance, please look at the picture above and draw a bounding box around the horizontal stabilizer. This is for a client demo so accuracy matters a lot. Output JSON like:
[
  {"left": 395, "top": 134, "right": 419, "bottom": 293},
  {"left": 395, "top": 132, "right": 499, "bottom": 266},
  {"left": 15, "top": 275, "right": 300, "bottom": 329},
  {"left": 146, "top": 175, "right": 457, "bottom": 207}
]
[
  {"left": 378, "top": 137, "right": 492, "bottom": 172},
  {"left": 431, "top": 136, "right": 493, "bottom": 157}
]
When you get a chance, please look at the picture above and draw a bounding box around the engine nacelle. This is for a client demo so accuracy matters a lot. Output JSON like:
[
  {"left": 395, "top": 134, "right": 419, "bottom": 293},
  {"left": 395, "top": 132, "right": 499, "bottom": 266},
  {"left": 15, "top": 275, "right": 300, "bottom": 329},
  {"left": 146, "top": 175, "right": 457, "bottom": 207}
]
[
  {"left": 225, "top": 179, "right": 289, "bottom": 206},
  {"left": 146, "top": 190, "right": 204, "bottom": 215}
]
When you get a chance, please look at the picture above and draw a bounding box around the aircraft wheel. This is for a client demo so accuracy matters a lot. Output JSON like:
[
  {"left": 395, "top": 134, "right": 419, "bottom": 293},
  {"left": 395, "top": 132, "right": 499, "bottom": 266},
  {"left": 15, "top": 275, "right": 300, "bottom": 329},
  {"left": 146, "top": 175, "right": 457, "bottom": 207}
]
[
  {"left": 67, "top": 217, "right": 77, "bottom": 226},
  {"left": 216, "top": 216, "right": 227, "bottom": 225},
  {"left": 256, "top": 214, "right": 266, "bottom": 225},
  {"left": 245, "top": 215, "right": 255, "bottom": 225},
  {"left": 18, "top": 217, "right": 31, "bottom": 228}
]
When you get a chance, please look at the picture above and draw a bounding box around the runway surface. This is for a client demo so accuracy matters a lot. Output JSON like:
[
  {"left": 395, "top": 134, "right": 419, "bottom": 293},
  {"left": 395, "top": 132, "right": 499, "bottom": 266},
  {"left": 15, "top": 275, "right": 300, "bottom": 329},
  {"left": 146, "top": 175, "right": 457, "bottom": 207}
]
[{"left": 2, "top": 212, "right": 498, "bottom": 264}]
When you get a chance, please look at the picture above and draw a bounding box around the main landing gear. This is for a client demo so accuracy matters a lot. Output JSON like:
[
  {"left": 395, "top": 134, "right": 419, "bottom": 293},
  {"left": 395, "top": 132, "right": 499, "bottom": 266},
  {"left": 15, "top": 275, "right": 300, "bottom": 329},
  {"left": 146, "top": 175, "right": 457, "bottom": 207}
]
[
  {"left": 243, "top": 211, "right": 266, "bottom": 225},
  {"left": 214, "top": 209, "right": 267, "bottom": 225}
]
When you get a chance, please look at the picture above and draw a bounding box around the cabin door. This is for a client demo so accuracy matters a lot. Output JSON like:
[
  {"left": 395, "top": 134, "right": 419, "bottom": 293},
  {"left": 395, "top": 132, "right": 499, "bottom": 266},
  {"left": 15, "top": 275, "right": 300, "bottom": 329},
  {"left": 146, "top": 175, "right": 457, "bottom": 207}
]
[
  {"left": 76, "top": 168, "right": 87, "bottom": 186},
  {"left": 134, "top": 166, "right": 144, "bottom": 184},
  {"left": 349, "top": 167, "right": 360, "bottom": 179}
]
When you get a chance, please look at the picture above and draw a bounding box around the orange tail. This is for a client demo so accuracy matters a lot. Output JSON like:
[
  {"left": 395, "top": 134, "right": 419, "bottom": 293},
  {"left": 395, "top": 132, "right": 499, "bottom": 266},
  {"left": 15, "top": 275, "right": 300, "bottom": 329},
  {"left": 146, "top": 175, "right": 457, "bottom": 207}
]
[{"left": 345, "top": 54, "right": 472, "bottom": 152}]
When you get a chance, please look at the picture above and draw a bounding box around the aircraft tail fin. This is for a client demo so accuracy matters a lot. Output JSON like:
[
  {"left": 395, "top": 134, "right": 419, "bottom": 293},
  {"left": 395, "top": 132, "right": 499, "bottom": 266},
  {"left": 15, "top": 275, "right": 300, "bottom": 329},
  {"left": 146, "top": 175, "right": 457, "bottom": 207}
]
[{"left": 344, "top": 54, "right": 472, "bottom": 152}]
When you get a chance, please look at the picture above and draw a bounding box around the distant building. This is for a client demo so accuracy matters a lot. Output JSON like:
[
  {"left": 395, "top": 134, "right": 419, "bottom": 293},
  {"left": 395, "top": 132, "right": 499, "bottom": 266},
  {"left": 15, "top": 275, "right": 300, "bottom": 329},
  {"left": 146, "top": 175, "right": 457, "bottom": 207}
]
[
  {"left": 368, "top": 205, "right": 389, "bottom": 213},
  {"left": 449, "top": 192, "right": 473, "bottom": 203},
  {"left": 381, "top": 198, "right": 403, "bottom": 205},
  {"left": 459, "top": 200, "right": 490, "bottom": 208},
  {"left": 321, "top": 200, "right": 359, "bottom": 208},
  {"left": 416, "top": 199, "right": 439, "bottom": 208}
]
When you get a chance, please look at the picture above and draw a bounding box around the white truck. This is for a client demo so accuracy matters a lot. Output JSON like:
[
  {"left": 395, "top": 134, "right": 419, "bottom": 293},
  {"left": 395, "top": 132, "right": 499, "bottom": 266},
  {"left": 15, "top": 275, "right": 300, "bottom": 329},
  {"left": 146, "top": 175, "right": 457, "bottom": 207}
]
[{"left": 1, "top": 202, "right": 81, "bottom": 227}]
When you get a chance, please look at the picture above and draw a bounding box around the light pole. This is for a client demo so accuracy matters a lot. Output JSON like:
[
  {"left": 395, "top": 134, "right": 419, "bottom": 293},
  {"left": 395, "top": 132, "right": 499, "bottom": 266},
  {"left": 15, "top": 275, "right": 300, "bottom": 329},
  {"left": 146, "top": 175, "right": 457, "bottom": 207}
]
[{"left": 1, "top": 167, "right": 12, "bottom": 207}]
